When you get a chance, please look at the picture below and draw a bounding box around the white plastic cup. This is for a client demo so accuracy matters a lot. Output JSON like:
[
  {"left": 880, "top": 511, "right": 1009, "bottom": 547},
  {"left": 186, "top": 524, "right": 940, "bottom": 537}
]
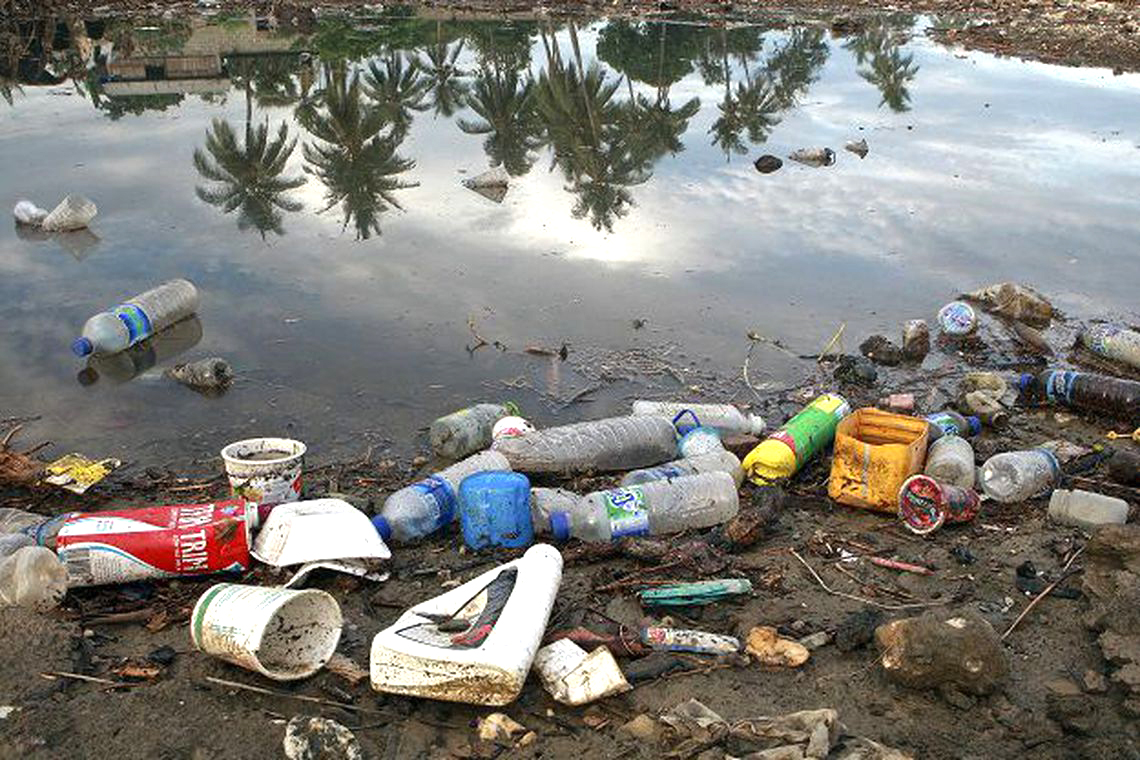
[
  {"left": 221, "top": 438, "right": 306, "bottom": 507},
  {"left": 190, "top": 583, "right": 342, "bottom": 681}
]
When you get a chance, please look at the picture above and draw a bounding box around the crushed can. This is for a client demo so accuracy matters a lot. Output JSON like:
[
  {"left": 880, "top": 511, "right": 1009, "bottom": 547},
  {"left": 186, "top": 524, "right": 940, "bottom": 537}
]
[{"left": 56, "top": 500, "right": 252, "bottom": 587}]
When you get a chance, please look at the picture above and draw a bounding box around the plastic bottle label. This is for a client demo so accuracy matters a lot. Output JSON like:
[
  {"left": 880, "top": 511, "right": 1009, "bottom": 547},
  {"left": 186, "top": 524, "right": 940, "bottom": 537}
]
[
  {"left": 1042, "top": 371, "right": 1078, "bottom": 404},
  {"left": 114, "top": 303, "right": 153, "bottom": 344},
  {"left": 771, "top": 395, "right": 850, "bottom": 467},
  {"left": 412, "top": 475, "right": 458, "bottom": 528},
  {"left": 602, "top": 487, "right": 649, "bottom": 538},
  {"left": 926, "top": 412, "right": 961, "bottom": 436}
]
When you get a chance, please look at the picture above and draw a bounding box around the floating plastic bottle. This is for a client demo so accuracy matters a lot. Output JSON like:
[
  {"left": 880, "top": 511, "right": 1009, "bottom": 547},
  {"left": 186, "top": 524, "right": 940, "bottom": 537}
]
[
  {"left": 1048, "top": 489, "right": 1128, "bottom": 531},
  {"left": 621, "top": 450, "right": 743, "bottom": 487},
  {"left": 979, "top": 449, "right": 1060, "bottom": 503},
  {"left": 80, "top": 316, "right": 203, "bottom": 385},
  {"left": 530, "top": 488, "right": 583, "bottom": 534},
  {"left": 925, "top": 410, "right": 981, "bottom": 442},
  {"left": 742, "top": 394, "right": 850, "bottom": 485},
  {"left": 923, "top": 436, "right": 976, "bottom": 489},
  {"left": 0, "top": 547, "right": 68, "bottom": 608},
  {"left": 1079, "top": 325, "right": 1140, "bottom": 371},
  {"left": 631, "top": 401, "right": 766, "bottom": 436},
  {"left": 72, "top": 279, "right": 200, "bottom": 357},
  {"left": 1020, "top": 369, "right": 1140, "bottom": 420},
  {"left": 430, "top": 402, "right": 520, "bottom": 460},
  {"left": 549, "top": 472, "right": 738, "bottom": 543},
  {"left": 491, "top": 416, "right": 677, "bottom": 474},
  {"left": 373, "top": 451, "right": 510, "bottom": 543}
]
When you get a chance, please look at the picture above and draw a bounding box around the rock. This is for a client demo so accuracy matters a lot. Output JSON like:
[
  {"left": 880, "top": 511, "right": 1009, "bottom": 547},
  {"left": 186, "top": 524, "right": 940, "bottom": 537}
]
[
  {"left": 620, "top": 714, "right": 662, "bottom": 743},
  {"left": 845, "top": 139, "right": 869, "bottom": 159},
  {"left": 901, "top": 320, "right": 930, "bottom": 361},
  {"left": 834, "top": 355, "right": 877, "bottom": 387},
  {"left": 799, "top": 632, "right": 832, "bottom": 651},
  {"left": 860, "top": 335, "right": 903, "bottom": 366},
  {"left": 835, "top": 609, "right": 883, "bottom": 652},
  {"left": 938, "top": 686, "right": 975, "bottom": 710},
  {"left": 874, "top": 611, "right": 1009, "bottom": 695},
  {"left": 1045, "top": 692, "right": 1098, "bottom": 735},
  {"left": 754, "top": 155, "right": 783, "bottom": 174},
  {"left": 1044, "top": 677, "right": 1081, "bottom": 697},
  {"left": 1082, "top": 669, "right": 1108, "bottom": 694},
  {"left": 283, "top": 717, "right": 363, "bottom": 760},
  {"left": 167, "top": 357, "right": 233, "bottom": 393},
  {"left": 745, "top": 626, "right": 810, "bottom": 667},
  {"left": 1107, "top": 449, "right": 1140, "bottom": 487}
]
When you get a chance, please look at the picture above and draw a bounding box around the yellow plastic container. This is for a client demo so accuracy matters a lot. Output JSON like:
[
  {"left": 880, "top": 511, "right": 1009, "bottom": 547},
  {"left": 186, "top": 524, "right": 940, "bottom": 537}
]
[
  {"left": 828, "top": 408, "right": 929, "bottom": 513},
  {"left": 743, "top": 394, "right": 850, "bottom": 485}
]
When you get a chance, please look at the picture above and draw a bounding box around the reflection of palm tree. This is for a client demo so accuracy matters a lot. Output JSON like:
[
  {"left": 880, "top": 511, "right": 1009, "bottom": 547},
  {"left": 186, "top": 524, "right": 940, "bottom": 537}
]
[
  {"left": 298, "top": 68, "right": 417, "bottom": 240},
  {"left": 843, "top": 21, "right": 919, "bottom": 112},
  {"left": 458, "top": 67, "right": 543, "bottom": 176},
  {"left": 364, "top": 53, "right": 429, "bottom": 137},
  {"left": 193, "top": 119, "right": 305, "bottom": 238},
  {"left": 418, "top": 39, "right": 470, "bottom": 118},
  {"left": 625, "top": 92, "right": 700, "bottom": 161}
]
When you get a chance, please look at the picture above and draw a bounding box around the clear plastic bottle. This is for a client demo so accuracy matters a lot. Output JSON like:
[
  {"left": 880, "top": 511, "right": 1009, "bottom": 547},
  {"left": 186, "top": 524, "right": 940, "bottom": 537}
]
[
  {"left": 631, "top": 401, "right": 766, "bottom": 436},
  {"left": 1020, "top": 369, "right": 1140, "bottom": 420},
  {"left": 1048, "top": 489, "right": 1128, "bottom": 531},
  {"left": 429, "top": 402, "right": 519, "bottom": 460},
  {"left": 0, "top": 508, "right": 71, "bottom": 549},
  {"left": 621, "top": 450, "right": 743, "bottom": 487},
  {"left": 549, "top": 472, "right": 739, "bottom": 543},
  {"left": 491, "top": 416, "right": 678, "bottom": 474},
  {"left": 923, "top": 436, "right": 976, "bottom": 489},
  {"left": 925, "top": 410, "right": 981, "bottom": 442},
  {"left": 373, "top": 451, "right": 510, "bottom": 543},
  {"left": 980, "top": 449, "right": 1060, "bottom": 503},
  {"left": 0, "top": 547, "right": 68, "bottom": 608},
  {"left": 72, "top": 279, "right": 200, "bottom": 357},
  {"left": 530, "top": 487, "right": 583, "bottom": 534},
  {"left": 1078, "top": 325, "right": 1140, "bottom": 371}
]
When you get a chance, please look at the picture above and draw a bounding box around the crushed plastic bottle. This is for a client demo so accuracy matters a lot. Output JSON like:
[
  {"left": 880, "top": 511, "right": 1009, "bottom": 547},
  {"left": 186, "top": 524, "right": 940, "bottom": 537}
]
[
  {"left": 430, "top": 402, "right": 520, "bottom": 460},
  {"left": 621, "top": 450, "right": 743, "bottom": 487},
  {"left": 1079, "top": 325, "right": 1140, "bottom": 371},
  {"left": 491, "top": 416, "right": 678, "bottom": 474},
  {"left": 41, "top": 194, "right": 97, "bottom": 232},
  {"left": 549, "top": 471, "right": 739, "bottom": 543},
  {"left": 788, "top": 147, "right": 836, "bottom": 167},
  {"left": 1048, "top": 489, "right": 1128, "bottom": 531},
  {"left": 925, "top": 410, "right": 981, "bottom": 442},
  {"left": 980, "top": 449, "right": 1060, "bottom": 503},
  {"left": 373, "top": 451, "right": 510, "bottom": 543},
  {"left": 72, "top": 279, "right": 200, "bottom": 357},
  {"left": 1020, "top": 369, "right": 1140, "bottom": 420},
  {"left": 743, "top": 394, "right": 850, "bottom": 484},
  {"left": 923, "top": 436, "right": 976, "bottom": 489},
  {"left": 631, "top": 401, "right": 766, "bottom": 436},
  {"left": 0, "top": 547, "right": 68, "bottom": 608}
]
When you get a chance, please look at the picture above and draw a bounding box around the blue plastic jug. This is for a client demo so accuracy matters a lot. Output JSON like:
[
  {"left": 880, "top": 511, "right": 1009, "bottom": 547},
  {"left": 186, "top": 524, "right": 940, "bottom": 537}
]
[{"left": 458, "top": 471, "right": 533, "bottom": 550}]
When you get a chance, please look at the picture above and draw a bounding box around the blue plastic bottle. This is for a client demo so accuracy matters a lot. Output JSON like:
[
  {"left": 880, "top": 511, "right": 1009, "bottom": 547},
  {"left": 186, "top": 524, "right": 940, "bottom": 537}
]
[{"left": 458, "top": 471, "right": 533, "bottom": 550}]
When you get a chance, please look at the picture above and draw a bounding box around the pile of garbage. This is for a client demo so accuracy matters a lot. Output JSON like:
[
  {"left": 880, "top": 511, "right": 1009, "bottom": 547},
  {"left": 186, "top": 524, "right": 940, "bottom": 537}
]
[{"left": 1, "top": 277, "right": 1139, "bottom": 754}]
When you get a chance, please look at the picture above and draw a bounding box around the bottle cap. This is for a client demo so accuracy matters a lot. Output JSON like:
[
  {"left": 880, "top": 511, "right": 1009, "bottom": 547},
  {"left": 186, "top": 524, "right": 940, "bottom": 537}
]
[
  {"left": 71, "top": 337, "right": 93, "bottom": 357},
  {"left": 371, "top": 515, "right": 391, "bottom": 542},
  {"left": 966, "top": 416, "right": 982, "bottom": 436},
  {"left": 748, "top": 414, "right": 767, "bottom": 436},
  {"left": 550, "top": 512, "right": 571, "bottom": 542},
  {"left": 1017, "top": 373, "right": 1034, "bottom": 393}
]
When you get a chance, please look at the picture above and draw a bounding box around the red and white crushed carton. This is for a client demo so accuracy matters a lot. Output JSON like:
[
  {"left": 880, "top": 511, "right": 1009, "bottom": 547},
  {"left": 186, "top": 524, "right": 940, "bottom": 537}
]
[{"left": 55, "top": 500, "right": 252, "bottom": 587}]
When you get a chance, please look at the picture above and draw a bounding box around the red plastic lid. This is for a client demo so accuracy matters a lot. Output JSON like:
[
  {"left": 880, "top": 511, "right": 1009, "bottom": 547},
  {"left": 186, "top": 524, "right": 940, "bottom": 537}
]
[{"left": 898, "top": 475, "right": 947, "bottom": 535}]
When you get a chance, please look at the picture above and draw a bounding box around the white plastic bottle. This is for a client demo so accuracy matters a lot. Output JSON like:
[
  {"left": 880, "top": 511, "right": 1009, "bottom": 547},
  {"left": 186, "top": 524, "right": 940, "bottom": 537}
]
[
  {"left": 492, "top": 416, "right": 677, "bottom": 474},
  {"left": 631, "top": 401, "right": 766, "bottom": 436},
  {"left": 980, "top": 449, "right": 1060, "bottom": 503},
  {"left": 621, "top": 450, "right": 743, "bottom": 487},
  {"left": 72, "top": 279, "right": 200, "bottom": 357},
  {"left": 923, "top": 437, "right": 976, "bottom": 489},
  {"left": 530, "top": 488, "right": 583, "bottom": 534},
  {"left": 549, "top": 472, "right": 739, "bottom": 543},
  {"left": 1048, "top": 489, "right": 1128, "bottom": 531},
  {"left": 0, "top": 547, "right": 68, "bottom": 608},
  {"left": 373, "top": 451, "right": 510, "bottom": 543},
  {"left": 429, "top": 402, "right": 519, "bottom": 460}
]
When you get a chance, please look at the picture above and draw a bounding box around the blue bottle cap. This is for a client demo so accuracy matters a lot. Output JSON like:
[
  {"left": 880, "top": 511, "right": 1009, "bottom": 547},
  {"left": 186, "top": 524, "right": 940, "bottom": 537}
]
[
  {"left": 371, "top": 515, "right": 391, "bottom": 542},
  {"left": 1017, "top": 373, "right": 1034, "bottom": 393},
  {"left": 966, "top": 416, "right": 982, "bottom": 436},
  {"left": 550, "top": 511, "right": 571, "bottom": 542},
  {"left": 71, "top": 337, "right": 93, "bottom": 357}
]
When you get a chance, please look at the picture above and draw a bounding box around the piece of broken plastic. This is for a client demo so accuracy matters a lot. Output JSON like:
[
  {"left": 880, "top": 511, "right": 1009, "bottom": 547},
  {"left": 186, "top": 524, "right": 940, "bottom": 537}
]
[
  {"left": 533, "top": 639, "right": 630, "bottom": 705},
  {"left": 638, "top": 578, "right": 752, "bottom": 607},
  {"left": 13, "top": 200, "right": 48, "bottom": 226},
  {"left": 252, "top": 499, "right": 391, "bottom": 578}
]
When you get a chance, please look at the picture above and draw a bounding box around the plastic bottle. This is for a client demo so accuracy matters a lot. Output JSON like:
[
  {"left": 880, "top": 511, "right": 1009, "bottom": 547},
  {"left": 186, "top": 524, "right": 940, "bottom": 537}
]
[
  {"left": 676, "top": 426, "right": 723, "bottom": 458},
  {"left": 0, "top": 547, "right": 68, "bottom": 608},
  {"left": 742, "top": 394, "right": 850, "bottom": 485},
  {"left": 373, "top": 451, "right": 510, "bottom": 543},
  {"left": 1048, "top": 489, "right": 1129, "bottom": 531},
  {"left": 530, "top": 488, "right": 583, "bottom": 534},
  {"left": 621, "top": 450, "right": 743, "bottom": 487},
  {"left": 80, "top": 316, "right": 203, "bottom": 385},
  {"left": 0, "top": 508, "right": 72, "bottom": 549},
  {"left": 979, "top": 449, "right": 1060, "bottom": 503},
  {"left": 925, "top": 410, "right": 981, "bottom": 442},
  {"left": 458, "top": 471, "right": 533, "bottom": 550},
  {"left": 72, "top": 279, "right": 200, "bottom": 357},
  {"left": 631, "top": 401, "right": 766, "bottom": 436},
  {"left": 923, "top": 436, "right": 976, "bottom": 489},
  {"left": 491, "top": 416, "right": 678, "bottom": 474},
  {"left": 1020, "top": 369, "right": 1140, "bottom": 419},
  {"left": 549, "top": 472, "right": 739, "bottom": 543},
  {"left": 429, "top": 402, "right": 519, "bottom": 460},
  {"left": 1079, "top": 325, "right": 1140, "bottom": 371}
]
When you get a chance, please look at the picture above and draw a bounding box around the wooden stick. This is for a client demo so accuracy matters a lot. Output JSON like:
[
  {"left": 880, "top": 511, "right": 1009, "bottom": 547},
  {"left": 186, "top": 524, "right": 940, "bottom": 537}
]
[
  {"left": 788, "top": 549, "right": 945, "bottom": 611},
  {"left": 204, "top": 676, "right": 386, "bottom": 715},
  {"left": 870, "top": 557, "right": 933, "bottom": 576},
  {"left": 83, "top": 608, "right": 154, "bottom": 626},
  {"left": 1002, "top": 546, "right": 1085, "bottom": 641},
  {"left": 42, "top": 671, "right": 134, "bottom": 687}
]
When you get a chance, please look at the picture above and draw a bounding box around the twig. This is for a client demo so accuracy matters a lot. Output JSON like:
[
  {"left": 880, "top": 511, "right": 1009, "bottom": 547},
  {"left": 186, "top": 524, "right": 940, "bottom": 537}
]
[
  {"left": 742, "top": 336, "right": 765, "bottom": 402},
  {"left": 788, "top": 549, "right": 945, "bottom": 611},
  {"left": 1, "top": 424, "right": 22, "bottom": 449},
  {"left": 870, "top": 557, "right": 933, "bottom": 576},
  {"left": 204, "top": 676, "right": 386, "bottom": 714},
  {"left": 42, "top": 671, "right": 135, "bottom": 687},
  {"left": 165, "top": 483, "right": 217, "bottom": 493},
  {"left": 818, "top": 322, "right": 846, "bottom": 362},
  {"left": 466, "top": 316, "right": 506, "bottom": 353},
  {"left": 82, "top": 608, "right": 154, "bottom": 626},
  {"left": 1002, "top": 546, "right": 1085, "bottom": 641}
]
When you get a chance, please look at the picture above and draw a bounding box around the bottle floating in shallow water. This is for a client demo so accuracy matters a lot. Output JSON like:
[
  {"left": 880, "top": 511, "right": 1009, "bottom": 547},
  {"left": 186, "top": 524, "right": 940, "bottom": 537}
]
[
  {"left": 72, "top": 279, "right": 199, "bottom": 357},
  {"left": 742, "top": 394, "right": 850, "bottom": 485},
  {"left": 429, "top": 402, "right": 520, "bottom": 460},
  {"left": 1020, "top": 369, "right": 1140, "bottom": 420}
]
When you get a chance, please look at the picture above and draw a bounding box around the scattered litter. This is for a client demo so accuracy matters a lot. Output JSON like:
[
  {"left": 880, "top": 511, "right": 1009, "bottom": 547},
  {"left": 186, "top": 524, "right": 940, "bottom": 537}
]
[
  {"left": 283, "top": 716, "right": 362, "bottom": 760},
  {"left": 875, "top": 611, "right": 1008, "bottom": 694},
  {"left": 637, "top": 578, "right": 752, "bottom": 607},
  {"left": 166, "top": 357, "right": 233, "bottom": 393},
  {"left": 788, "top": 147, "right": 836, "bottom": 166},
  {"left": 640, "top": 625, "right": 741, "bottom": 655},
  {"left": 0, "top": 546, "right": 67, "bottom": 609},
  {"left": 845, "top": 138, "right": 869, "bottom": 158},
  {"left": 745, "top": 625, "right": 810, "bottom": 667},
  {"left": 962, "top": 282, "right": 1053, "bottom": 327},
  {"left": 476, "top": 712, "right": 526, "bottom": 743},
  {"left": 220, "top": 437, "right": 306, "bottom": 507},
  {"left": 13, "top": 200, "right": 48, "bottom": 226},
  {"left": 73, "top": 279, "right": 199, "bottom": 358},
  {"left": 533, "top": 639, "right": 630, "bottom": 705},
  {"left": 42, "top": 453, "right": 121, "bottom": 494},
  {"left": 937, "top": 301, "right": 979, "bottom": 336}
]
